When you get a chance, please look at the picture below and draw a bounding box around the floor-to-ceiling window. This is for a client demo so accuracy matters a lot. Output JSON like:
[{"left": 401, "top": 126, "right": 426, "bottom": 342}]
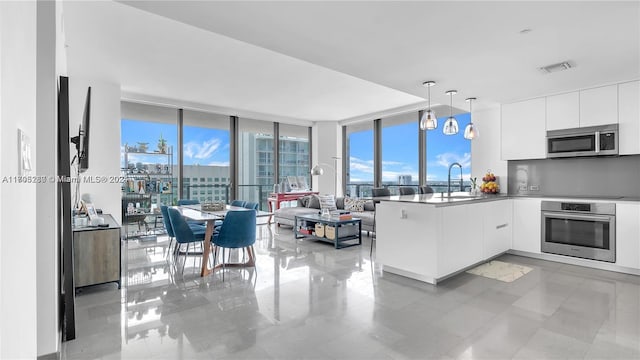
[
  {"left": 237, "top": 118, "right": 274, "bottom": 210},
  {"left": 382, "top": 113, "right": 419, "bottom": 195},
  {"left": 345, "top": 122, "right": 374, "bottom": 197},
  {"left": 426, "top": 112, "right": 472, "bottom": 192},
  {"left": 182, "top": 110, "right": 230, "bottom": 203},
  {"left": 120, "top": 102, "right": 179, "bottom": 237},
  {"left": 278, "top": 124, "right": 310, "bottom": 189}
]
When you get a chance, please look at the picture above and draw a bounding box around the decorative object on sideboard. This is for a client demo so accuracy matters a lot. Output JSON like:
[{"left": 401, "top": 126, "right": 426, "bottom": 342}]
[
  {"left": 420, "top": 81, "right": 438, "bottom": 130},
  {"left": 443, "top": 90, "right": 459, "bottom": 135},
  {"left": 463, "top": 97, "right": 479, "bottom": 140}
]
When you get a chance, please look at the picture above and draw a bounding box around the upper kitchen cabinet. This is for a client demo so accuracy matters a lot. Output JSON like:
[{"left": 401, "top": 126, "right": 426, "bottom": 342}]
[
  {"left": 618, "top": 80, "right": 640, "bottom": 155},
  {"left": 546, "top": 92, "right": 580, "bottom": 130},
  {"left": 501, "top": 97, "right": 546, "bottom": 160},
  {"left": 579, "top": 84, "right": 618, "bottom": 127}
]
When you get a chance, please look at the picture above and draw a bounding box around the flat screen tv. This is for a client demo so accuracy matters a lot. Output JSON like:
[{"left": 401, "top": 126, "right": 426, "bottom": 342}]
[{"left": 70, "top": 87, "right": 91, "bottom": 172}]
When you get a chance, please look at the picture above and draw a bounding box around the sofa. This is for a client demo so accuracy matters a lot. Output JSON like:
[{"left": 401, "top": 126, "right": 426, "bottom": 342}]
[{"left": 273, "top": 195, "right": 376, "bottom": 233}]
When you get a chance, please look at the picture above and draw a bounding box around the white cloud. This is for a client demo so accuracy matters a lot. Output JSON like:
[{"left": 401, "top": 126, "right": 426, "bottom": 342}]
[
  {"left": 435, "top": 152, "right": 471, "bottom": 169},
  {"left": 208, "top": 161, "right": 230, "bottom": 167},
  {"left": 184, "top": 138, "right": 223, "bottom": 160}
]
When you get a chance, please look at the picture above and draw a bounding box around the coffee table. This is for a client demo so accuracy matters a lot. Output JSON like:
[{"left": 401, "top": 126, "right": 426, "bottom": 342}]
[{"left": 294, "top": 213, "right": 362, "bottom": 249}]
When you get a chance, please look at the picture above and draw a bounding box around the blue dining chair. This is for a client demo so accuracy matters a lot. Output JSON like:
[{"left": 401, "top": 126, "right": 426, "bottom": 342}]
[
  {"left": 230, "top": 200, "right": 246, "bottom": 208},
  {"left": 177, "top": 199, "right": 200, "bottom": 206},
  {"left": 161, "top": 205, "right": 207, "bottom": 258},
  {"left": 167, "top": 207, "right": 207, "bottom": 273},
  {"left": 243, "top": 201, "right": 259, "bottom": 210},
  {"left": 212, "top": 210, "right": 257, "bottom": 281}
]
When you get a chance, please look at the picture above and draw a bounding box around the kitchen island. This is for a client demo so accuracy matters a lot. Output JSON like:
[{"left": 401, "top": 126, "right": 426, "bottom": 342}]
[{"left": 375, "top": 193, "right": 512, "bottom": 285}]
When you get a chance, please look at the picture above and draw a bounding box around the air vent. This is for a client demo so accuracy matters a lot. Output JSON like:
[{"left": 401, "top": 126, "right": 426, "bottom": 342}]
[{"left": 539, "top": 61, "right": 573, "bottom": 74}]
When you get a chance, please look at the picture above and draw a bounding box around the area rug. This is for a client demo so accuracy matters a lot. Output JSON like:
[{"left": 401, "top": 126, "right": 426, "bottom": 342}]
[{"left": 466, "top": 260, "right": 532, "bottom": 282}]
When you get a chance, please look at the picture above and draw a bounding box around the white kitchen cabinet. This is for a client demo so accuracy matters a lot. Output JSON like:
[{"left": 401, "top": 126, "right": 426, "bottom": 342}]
[
  {"left": 501, "top": 98, "right": 546, "bottom": 160},
  {"left": 376, "top": 199, "right": 512, "bottom": 284},
  {"left": 618, "top": 80, "right": 640, "bottom": 155},
  {"left": 546, "top": 92, "right": 580, "bottom": 131},
  {"left": 483, "top": 200, "right": 513, "bottom": 259},
  {"left": 579, "top": 85, "right": 619, "bottom": 127},
  {"left": 512, "top": 198, "right": 542, "bottom": 254},
  {"left": 439, "top": 204, "right": 484, "bottom": 276},
  {"left": 616, "top": 202, "right": 640, "bottom": 269}
]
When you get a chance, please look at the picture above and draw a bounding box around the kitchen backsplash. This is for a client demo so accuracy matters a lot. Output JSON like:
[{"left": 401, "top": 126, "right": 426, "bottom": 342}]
[{"left": 507, "top": 155, "right": 640, "bottom": 198}]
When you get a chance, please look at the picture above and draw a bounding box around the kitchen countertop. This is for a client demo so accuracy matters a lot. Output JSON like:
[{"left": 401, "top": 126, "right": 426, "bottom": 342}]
[
  {"left": 376, "top": 192, "right": 510, "bottom": 207},
  {"left": 376, "top": 193, "right": 639, "bottom": 207}
]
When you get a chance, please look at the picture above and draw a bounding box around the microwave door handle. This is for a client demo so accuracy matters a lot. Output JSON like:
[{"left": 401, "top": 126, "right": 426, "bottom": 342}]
[
  {"left": 543, "top": 212, "right": 611, "bottom": 222},
  {"left": 595, "top": 131, "right": 600, "bottom": 153}
]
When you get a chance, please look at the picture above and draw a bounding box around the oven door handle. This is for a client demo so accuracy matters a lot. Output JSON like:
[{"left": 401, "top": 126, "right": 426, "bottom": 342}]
[{"left": 542, "top": 211, "right": 613, "bottom": 223}]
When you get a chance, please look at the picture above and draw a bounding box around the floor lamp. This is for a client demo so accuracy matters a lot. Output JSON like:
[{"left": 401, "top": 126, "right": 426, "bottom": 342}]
[{"left": 310, "top": 156, "right": 340, "bottom": 195}]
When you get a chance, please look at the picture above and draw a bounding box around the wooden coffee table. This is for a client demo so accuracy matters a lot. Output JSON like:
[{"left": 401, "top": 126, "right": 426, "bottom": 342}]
[{"left": 293, "top": 213, "right": 361, "bottom": 249}]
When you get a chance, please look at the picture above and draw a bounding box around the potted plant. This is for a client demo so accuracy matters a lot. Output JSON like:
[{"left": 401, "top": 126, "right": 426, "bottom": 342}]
[{"left": 157, "top": 134, "right": 167, "bottom": 153}]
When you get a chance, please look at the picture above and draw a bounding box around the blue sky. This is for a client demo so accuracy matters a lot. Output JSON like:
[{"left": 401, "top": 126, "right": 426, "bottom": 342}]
[
  {"left": 122, "top": 114, "right": 472, "bottom": 183},
  {"left": 121, "top": 120, "right": 229, "bottom": 166},
  {"left": 348, "top": 113, "right": 472, "bottom": 183}
]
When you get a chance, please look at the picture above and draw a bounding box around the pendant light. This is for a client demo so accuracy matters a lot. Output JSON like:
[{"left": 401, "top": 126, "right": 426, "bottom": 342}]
[
  {"left": 443, "top": 90, "right": 459, "bottom": 135},
  {"left": 463, "top": 97, "right": 479, "bottom": 140},
  {"left": 419, "top": 81, "right": 437, "bottom": 130}
]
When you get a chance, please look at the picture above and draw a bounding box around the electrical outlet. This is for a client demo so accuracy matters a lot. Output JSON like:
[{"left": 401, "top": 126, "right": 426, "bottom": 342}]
[
  {"left": 519, "top": 185, "right": 527, "bottom": 191},
  {"left": 401, "top": 209, "right": 407, "bottom": 219},
  {"left": 529, "top": 185, "right": 540, "bottom": 191}
]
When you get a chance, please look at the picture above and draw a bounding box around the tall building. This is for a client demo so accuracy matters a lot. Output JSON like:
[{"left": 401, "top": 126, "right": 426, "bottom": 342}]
[
  {"left": 398, "top": 174, "right": 412, "bottom": 185},
  {"left": 179, "top": 164, "right": 230, "bottom": 203},
  {"left": 237, "top": 133, "right": 309, "bottom": 208}
]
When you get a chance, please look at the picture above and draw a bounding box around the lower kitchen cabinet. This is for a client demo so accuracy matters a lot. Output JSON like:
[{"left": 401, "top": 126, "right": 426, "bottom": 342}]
[
  {"left": 616, "top": 202, "right": 640, "bottom": 269},
  {"left": 482, "top": 200, "right": 513, "bottom": 259},
  {"left": 376, "top": 199, "right": 513, "bottom": 284},
  {"left": 512, "top": 198, "right": 542, "bottom": 254}
]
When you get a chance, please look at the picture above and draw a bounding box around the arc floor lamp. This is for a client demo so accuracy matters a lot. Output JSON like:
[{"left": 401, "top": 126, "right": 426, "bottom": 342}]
[{"left": 310, "top": 156, "right": 340, "bottom": 195}]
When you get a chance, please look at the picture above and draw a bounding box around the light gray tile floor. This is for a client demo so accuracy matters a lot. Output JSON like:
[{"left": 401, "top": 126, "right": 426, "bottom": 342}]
[{"left": 63, "top": 227, "right": 640, "bottom": 359}]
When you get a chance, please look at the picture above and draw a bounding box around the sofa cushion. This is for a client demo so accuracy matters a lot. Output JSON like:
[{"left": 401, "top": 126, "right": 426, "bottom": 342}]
[
  {"left": 364, "top": 200, "right": 375, "bottom": 211},
  {"left": 318, "top": 194, "right": 337, "bottom": 211},
  {"left": 307, "top": 195, "right": 321, "bottom": 209},
  {"left": 335, "top": 197, "right": 345, "bottom": 210},
  {"left": 297, "top": 195, "right": 312, "bottom": 207},
  {"left": 344, "top": 197, "right": 367, "bottom": 212}
]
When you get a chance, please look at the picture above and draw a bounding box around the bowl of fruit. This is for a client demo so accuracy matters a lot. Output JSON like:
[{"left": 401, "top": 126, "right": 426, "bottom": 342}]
[{"left": 480, "top": 170, "right": 499, "bottom": 194}]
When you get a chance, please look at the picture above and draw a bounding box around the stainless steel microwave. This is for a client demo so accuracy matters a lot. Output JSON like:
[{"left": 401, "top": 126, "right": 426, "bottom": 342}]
[{"left": 546, "top": 124, "right": 618, "bottom": 158}]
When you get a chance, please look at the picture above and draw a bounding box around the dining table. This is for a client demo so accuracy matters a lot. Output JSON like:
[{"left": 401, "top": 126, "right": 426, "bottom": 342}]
[{"left": 174, "top": 204, "right": 272, "bottom": 277}]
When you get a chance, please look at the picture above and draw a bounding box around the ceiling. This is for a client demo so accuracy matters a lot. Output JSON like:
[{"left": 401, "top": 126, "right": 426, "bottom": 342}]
[{"left": 63, "top": 1, "right": 640, "bottom": 124}]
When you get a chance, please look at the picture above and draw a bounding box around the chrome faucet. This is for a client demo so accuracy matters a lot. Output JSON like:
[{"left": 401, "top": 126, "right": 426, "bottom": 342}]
[{"left": 447, "top": 162, "right": 463, "bottom": 196}]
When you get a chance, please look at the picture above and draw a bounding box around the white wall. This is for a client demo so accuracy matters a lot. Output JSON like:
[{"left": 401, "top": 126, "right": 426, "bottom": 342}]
[
  {"left": 471, "top": 106, "right": 508, "bottom": 193},
  {"left": 0, "top": 1, "right": 39, "bottom": 358},
  {"left": 69, "top": 78, "right": 122, "bottom": 224},
  {"left": 312, "top": 121, "right": 342, "bottom": 196},
  {"left": 36, "top": 0, "right": 59, "bottom": 356}
]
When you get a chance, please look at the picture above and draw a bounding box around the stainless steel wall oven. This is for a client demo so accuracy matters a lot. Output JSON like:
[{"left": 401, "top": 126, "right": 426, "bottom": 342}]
[{"left": 541, "top": 201, "right": 616, "bottom": 262}]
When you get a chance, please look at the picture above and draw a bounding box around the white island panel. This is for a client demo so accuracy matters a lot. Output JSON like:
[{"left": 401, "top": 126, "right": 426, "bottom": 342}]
[{"left": 376, "top": 201, "right": 440, "bottom": 283}]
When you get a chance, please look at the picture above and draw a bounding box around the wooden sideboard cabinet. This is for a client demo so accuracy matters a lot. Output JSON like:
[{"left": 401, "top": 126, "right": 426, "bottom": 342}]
[{"left": 73, "top": 214, "right": 121, "bottom": 289}]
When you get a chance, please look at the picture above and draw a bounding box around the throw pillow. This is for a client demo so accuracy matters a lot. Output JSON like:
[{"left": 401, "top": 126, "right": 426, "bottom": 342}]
[
  {"left": 297, "top": 195, "right": 311, "bottom": 208},
  {"left": 363, "top": 200, "right": 375, "bottom": 212},
  {"left": 344, "top": 197, "right": 367, "bottom": 212},
  {"left": 318, "top": 194, "right": 337, "bottom": 211},
  {"left": 307, "top": 195, "right": 321, "bottom": 209}
]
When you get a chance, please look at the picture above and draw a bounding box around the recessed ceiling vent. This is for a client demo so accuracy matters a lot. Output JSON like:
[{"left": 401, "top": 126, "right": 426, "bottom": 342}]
[{"left": 539, "top": 61, "right": 573, "bottom": 74}]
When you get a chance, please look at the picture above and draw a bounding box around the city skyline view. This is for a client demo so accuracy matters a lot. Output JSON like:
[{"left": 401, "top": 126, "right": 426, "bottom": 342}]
[{"left": 122, "top": 113, "right": 472, "bottom": 187}]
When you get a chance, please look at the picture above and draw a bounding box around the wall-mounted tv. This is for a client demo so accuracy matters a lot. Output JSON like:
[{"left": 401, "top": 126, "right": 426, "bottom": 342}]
[{"left": 70, "top": 87, "right": 91, "bottom": 172}]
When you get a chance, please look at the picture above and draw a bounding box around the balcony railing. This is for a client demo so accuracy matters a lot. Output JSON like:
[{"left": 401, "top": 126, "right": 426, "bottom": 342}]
[
  {"left": 182, "top": 183, "right": 273, "bottom": 211},
  {"left": 345, "top": 182, "right": 471, "bottom": 198}
]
